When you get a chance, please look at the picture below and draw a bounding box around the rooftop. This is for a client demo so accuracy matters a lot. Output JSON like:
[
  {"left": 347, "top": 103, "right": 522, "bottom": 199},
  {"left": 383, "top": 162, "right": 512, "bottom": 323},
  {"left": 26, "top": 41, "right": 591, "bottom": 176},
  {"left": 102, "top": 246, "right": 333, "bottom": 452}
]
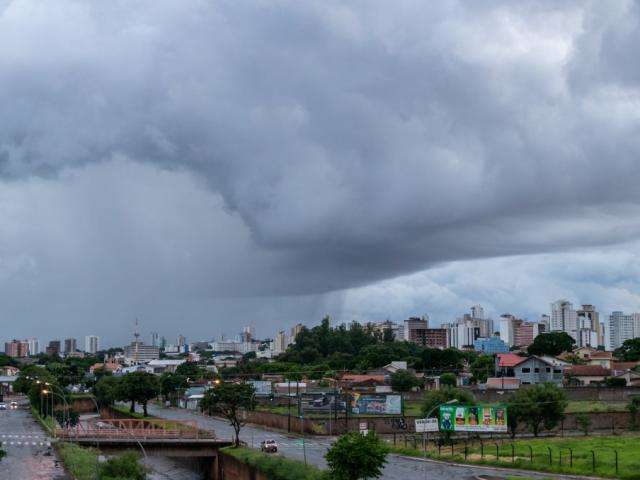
[{"left": 496, "top": 353, "right": 527, "bottom": 367}]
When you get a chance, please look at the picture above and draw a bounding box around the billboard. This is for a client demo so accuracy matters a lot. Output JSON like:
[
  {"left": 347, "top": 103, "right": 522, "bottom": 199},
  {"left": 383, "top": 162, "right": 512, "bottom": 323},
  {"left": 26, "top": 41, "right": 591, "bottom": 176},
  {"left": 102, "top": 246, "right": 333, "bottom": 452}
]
[
  {"left": 299, "top": 393, "right": 346, "bottom": 414},
  {"left": 439, "top": 405, "right": 507, "bottom": 432},
  {"left": 248, "top": 380, "right": 272, "bottom": 396},
  {"left": 351, "top": 394, "right": 402, "bottom": 415},
  {"left": 415, "top": 418, "right": 439, "bottom": 433}
]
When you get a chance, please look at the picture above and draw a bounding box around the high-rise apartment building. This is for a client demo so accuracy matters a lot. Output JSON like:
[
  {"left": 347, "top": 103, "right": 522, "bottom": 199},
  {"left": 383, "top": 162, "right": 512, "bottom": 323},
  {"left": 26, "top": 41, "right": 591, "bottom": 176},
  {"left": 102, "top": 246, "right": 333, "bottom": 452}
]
[
  {"left": 577, "top": 304, "right": 603, "bottom": 347},
  {"left": 550, "top": 300, "right": 578, "bottom": 341},
  {"left": 177, "top": 335, "right": 186, "bottom": 347},
  {"left": 290, "top": 324, "right": 304, "bottom": 343},
  {"left": 27, "top": 337, "right": 39, "bottom": 356},
  {"left": 273, "top": 330, "right": 288, "bottom": 355},
  {"left": 84, "top": 335, "right": 99, "bottom": 354},
  {"left": 609, "top": 311, "right": 640, "bottom": 350},
  {"left": 46, "top": 340, "right": 61, "bottom": 356},
  {"left": 471, "top": 304, "right": 485, "bottom": 320},
  {"left": 4, "top": 339, "right": 29, "bottom": 358},
  {"left": 64, "top": 338, "right": 77, "bottom": 354},
  {"left": 498, "top": 314, "right": 541, "bottom": 348},
  {"left": 151, "top": 332, "right": 159, "bottom": 348},
  {"left": 404, "top": 317, "right": 447, "bottom": 348},
  {"left": 124, "top": 341, "right": 160, "bottom": 363}
]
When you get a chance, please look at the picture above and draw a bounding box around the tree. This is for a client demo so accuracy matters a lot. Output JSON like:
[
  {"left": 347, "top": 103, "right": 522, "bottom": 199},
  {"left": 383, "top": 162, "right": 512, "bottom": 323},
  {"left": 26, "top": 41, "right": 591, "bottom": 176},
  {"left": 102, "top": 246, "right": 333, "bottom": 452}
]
[
  {"left": 421, "top": 387, "right": 474, "bottom": 418},
  {"left": 118, "top": 372, "right": 160, "bottom": 416},
  {"left": 200, "top": 382, "right": 255, "bottom": 446},
  {"left": 605, "top": 377, "right": 626, "bottom": 388},
  {"left": 470, "top": 355, "right": 494, "bottom": 384},
  {"left": 382, "top": 327, "right": 395, "bottom": 343},
  {"left": 93, "top": 376, "right": 121, "bottom": 408},
  {"left": 628, "top": 396, "right": 640, "bottom": 430},
  {"left": 175, "top": 362, "right": 205, "bottom": 380},
  {"left": 99, "top": 451, "right": 147, "bottom": 480},
  {"left": 576, "top": 413, "right": 591, "bottom": 436},
  {"left": 439, "top": 373, "right": 457, "bottom": 387},
  {"left": 615, "top": 338, "right": 640, "bottom": 361},
  {"left": 325, "top": 432, "right": 388, "bottom": 480},
  {"left": 159, "top": 373, "right": 188, "bottom": 403},
  {"left": 507, "top": 383, "right": 567, "bottom": 436},
  {"left": 527, "top": 332, "right": 575, "bottom": 356},
  {"left": 390, "top": 370, "right": 419, "bottom": 392}
]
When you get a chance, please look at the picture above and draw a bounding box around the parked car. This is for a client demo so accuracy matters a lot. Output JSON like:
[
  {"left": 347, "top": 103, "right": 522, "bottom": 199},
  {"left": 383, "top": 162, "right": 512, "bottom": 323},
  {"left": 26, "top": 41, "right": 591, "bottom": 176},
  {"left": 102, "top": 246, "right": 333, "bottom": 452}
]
[
  {"left": 10, "top": 401, "right": 18, "bottom": 409},
  {"left": 260, "top": 439, "right": 278, "bottom": 453},
  {"left": 0, "top": 403, "right": 6, "bottom": 410}
]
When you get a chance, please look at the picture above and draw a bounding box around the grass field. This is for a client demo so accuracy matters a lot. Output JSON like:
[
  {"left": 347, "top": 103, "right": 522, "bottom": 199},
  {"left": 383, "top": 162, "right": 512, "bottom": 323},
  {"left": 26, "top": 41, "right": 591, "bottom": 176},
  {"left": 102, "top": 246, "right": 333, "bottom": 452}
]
[
  {"left": 565, "top": 400, "right": 627, "bottom": 413},
  {"left": 55, "top": 443, "right": 98, "bottom": 480},
  {"left": 388, "top": 435, "right": 640, "bottom": 479}
]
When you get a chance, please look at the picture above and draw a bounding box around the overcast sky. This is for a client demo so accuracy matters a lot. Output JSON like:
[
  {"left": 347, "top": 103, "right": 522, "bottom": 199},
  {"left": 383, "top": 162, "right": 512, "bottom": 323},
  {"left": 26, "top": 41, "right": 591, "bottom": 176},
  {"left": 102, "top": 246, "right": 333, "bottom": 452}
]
[{"left": 1, "top": 0, "right": 640, "bottom": 347}]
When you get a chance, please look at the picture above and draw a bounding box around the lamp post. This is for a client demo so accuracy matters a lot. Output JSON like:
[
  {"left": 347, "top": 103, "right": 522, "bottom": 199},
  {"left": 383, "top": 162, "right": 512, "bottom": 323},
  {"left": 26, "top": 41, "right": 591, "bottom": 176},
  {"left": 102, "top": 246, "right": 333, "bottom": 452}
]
[{"left": 423, "top": 399, "right": 458, "bottom": 480}]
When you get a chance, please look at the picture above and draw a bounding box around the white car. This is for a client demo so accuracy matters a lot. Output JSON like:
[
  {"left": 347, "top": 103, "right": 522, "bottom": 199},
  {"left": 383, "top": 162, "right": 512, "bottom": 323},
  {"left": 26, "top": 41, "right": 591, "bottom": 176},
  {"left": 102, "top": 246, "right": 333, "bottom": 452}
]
[
  {"left": 10, "top": 401, "right": 18, "bottom": 410},
  {"left": 0, "top": 403, "right": 6, "bottom": 410},
  {"left": 260, "top": 439, "right": 278, "bottom": 453}
]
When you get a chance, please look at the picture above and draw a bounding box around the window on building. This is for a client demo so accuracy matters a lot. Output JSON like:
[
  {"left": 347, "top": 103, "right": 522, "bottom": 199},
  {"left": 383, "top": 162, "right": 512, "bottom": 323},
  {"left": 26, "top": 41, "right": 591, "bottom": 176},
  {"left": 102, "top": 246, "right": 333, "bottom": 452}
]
[
  {"left": 521, "top": 367, "right": 531, "bottom": 373},
  {"left": 553, "top": 369, "right": 562, "bottom": 374},
  {"left": 546, "top": 367, "right": 551, "bottom": 373},
  {"left": 534, "top": 368, "right": 540, "bottom": 373}
]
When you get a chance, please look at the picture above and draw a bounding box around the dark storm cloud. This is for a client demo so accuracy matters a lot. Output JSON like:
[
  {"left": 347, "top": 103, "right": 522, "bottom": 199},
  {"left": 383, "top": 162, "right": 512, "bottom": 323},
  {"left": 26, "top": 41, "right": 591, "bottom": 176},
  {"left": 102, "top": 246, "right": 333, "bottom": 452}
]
[{"left": 1, "top": 0, "right": 640, "bottom": 305}]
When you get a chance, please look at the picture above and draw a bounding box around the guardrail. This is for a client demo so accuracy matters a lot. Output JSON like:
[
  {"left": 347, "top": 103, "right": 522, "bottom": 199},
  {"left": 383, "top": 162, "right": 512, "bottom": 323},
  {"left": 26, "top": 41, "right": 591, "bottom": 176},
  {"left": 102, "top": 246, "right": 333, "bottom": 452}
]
[{"left": 56, "top": 418, "right": 215, "bottom": 440}]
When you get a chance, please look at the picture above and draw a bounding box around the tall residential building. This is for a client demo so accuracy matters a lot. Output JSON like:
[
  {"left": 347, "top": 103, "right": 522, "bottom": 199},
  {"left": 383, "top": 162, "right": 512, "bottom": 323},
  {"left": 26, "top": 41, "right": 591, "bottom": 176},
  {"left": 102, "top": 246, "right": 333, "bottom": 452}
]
[
  {"left": 513, "top": 321, "right": 542, "bottom": 348},
  {"left": 151, "top": 332, "right": 159, "bottom": 348},
  {"left": 27, "top": 337, "right": 39, "bottom": 356},
  {"left": 46, "top": 340, "right": 61, "bottom": 356},
  {"left": 4, "top": 339, "right": 29, "bottom": 358},
  {"left": 550, "top": 300, "right": 578, "bottom": 340},
  {"left": 64, "top": 338, "right": 77, "bottom": 354},
  {"left": 499, "top": 314, "right": 516, "bottom": 347},
  {"left": 403, "top": 317, "right": 447, "bottom": 348},
  {"left": 471, "top": 304, "right": 485, "bottom": 320},
  {"left": 177, "top": 335, "right": 186, "bottom": 347},
  {"left": 273, "top": 330, "right": 288, "bottom": 355},
  {"left": 609, "top": 311, "right": 640, "bottom": 350},
  {"left": 577, "top": 305, "right": 603, "bottom": 347},
  {"left": 290, "top": 323, "right": 304, "bottom": 343},
  {"left": 84, "top": 335, "right": 99, "bottom": 354}
]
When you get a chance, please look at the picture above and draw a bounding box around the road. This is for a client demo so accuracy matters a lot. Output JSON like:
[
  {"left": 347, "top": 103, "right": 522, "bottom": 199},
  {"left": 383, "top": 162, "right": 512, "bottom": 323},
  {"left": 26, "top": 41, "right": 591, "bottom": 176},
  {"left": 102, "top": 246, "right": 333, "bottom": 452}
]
[
  {"left": 0, "top": 396, "right": 67, "bottom": 480},
  {"left": 145, "top": 404, "right": 566, "bottom": 480}
]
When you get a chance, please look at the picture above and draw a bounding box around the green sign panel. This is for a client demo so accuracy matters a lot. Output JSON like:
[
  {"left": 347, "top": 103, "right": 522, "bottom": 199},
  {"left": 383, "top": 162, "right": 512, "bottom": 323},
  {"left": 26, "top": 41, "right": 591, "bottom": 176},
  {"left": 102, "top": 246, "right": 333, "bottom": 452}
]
[{"left": 439, "top": 405, "right": 507, "bottom": 432}]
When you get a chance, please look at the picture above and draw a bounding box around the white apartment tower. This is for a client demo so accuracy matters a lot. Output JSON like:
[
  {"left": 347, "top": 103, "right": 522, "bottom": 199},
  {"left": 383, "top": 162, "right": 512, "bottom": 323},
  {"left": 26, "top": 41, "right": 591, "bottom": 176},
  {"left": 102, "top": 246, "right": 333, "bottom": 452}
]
[
  {"left": 84, "top": 335, "right": 99, "bottom": 354},
  {"left": 550, "top": 300, "right": 578, "bottom": 341},
  {"left": 27, "top": 337, "right": 39, "bottom": 356},
  {"left": 609, "top": 311, "right": 640, "bottom": 350}
]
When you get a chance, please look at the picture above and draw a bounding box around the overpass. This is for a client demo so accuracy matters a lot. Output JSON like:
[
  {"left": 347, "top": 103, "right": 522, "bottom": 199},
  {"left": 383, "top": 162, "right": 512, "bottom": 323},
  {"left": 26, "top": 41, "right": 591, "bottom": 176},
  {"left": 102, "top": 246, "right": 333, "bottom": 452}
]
[{"left": 56, "top": 418, "right": 233, "bottom": 479}]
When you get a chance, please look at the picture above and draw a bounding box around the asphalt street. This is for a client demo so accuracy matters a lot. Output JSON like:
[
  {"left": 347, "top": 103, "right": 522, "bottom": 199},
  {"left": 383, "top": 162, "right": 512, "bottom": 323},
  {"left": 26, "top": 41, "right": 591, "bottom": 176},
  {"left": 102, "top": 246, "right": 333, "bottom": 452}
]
[
  {"left": 0, "top": 396, "right": 67, "bottom": 480},
  {"left": 145, "top": 404, "right": 565, "bottom": 480}
]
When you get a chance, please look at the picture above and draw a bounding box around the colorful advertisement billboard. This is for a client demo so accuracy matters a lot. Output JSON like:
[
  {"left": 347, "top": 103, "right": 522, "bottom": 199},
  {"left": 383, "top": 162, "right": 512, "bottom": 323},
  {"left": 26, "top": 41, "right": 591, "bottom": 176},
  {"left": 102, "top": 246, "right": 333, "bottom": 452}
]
[
  {"left": 351, "top": 394, "right": 402, "bottom": 415},
  {"left": 439, "top": 405, "right": 507, "bottom": 432}
]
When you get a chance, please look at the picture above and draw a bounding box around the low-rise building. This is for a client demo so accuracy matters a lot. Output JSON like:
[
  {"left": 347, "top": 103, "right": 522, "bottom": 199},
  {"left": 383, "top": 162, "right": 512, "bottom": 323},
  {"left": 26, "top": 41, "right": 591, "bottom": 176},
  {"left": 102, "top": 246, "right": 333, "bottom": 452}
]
[
  {"left": 565, "top": 365, "right": 610, "bottom": 386},
  {"left": 146, "top": 359, "right": 186, "bottom": 374},
  {"left": 473, "top": 336, "right": 509, "bottom": 354},
  {"left": 495, "top": 353, "right": 565, "bottom": 385}
]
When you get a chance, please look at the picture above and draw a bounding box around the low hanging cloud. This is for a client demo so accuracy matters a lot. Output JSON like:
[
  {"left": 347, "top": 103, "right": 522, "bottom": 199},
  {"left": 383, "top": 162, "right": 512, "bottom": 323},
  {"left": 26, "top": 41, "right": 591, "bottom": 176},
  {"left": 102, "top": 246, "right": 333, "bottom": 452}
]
[{"left": 0, "top": 1, "right": 640, "bottom": 341}]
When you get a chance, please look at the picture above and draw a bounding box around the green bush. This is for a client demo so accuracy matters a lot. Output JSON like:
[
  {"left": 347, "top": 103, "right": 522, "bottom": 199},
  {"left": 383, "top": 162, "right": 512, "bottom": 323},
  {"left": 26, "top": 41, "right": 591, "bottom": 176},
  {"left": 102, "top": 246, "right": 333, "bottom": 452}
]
[
  {"left": 99, "top": 451, "right": 147, "bottom": 480},
  {"left": 56, "top": 443, "right": 98, "bottom": 480}
]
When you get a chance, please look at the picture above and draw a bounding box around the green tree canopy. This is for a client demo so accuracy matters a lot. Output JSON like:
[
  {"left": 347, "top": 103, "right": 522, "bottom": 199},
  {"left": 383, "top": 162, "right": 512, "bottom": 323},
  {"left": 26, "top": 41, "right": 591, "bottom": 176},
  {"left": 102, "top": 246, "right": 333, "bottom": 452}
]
[
  {"left": 93, "top": 376, "right": 121, "bottom": 408},
  {"left": 615, "top": 338, "right": 640, "bottom": 361},
  {"left": 99, "top": 451, "right": 147, "bottom": 480},
  {"left": 118, "top": 372, "right": 159, "bottom": 416},
  {"left": 159, "top": 372, "right": 188, "bottom": 402},
  {"left": 439, "top": 373, "right": 457, "bottom": 387},
  {"left": 470, "top": 355, "right": 494, "bottom": 384},
  {"left": 390, "top": 369, "right": 420, "bottom": 392},
  {"left": 175, "top": 362, "right": 205, "bottom": 380},
  {"left": 325, "top": 432, "right": 388, "bottom": 480},
  {"left": 507, "top": 383, "right": 567, "bottom": 436},
  {"left": 527, "top": 332, "right": 575, "bottom": 356},
  {"left": 200, "top": 382, "right": 255, "bottom": 446}
]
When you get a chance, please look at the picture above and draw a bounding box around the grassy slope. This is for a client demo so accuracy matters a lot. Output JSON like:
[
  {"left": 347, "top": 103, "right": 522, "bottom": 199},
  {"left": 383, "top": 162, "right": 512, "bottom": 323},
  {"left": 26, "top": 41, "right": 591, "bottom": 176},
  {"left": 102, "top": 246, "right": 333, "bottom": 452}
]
[
  {"left": 222, "top": 446, "right": 326, "bottom": 480},
  {"left": 56, "top": 443, "right": 98, "bottom": 480}
]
